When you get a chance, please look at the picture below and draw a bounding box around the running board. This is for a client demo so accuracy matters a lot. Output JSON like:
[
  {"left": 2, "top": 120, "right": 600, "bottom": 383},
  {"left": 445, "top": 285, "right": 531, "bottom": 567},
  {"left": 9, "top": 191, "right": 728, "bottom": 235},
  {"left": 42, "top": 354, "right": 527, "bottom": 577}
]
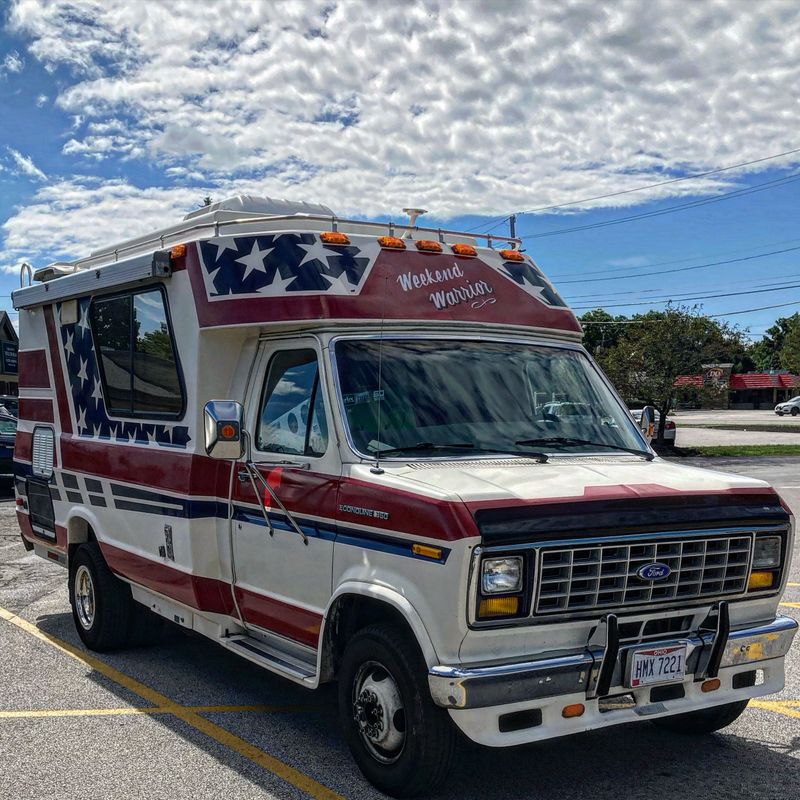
[{"left": 220, "top": 634, "right": 317, "bottom": 683}]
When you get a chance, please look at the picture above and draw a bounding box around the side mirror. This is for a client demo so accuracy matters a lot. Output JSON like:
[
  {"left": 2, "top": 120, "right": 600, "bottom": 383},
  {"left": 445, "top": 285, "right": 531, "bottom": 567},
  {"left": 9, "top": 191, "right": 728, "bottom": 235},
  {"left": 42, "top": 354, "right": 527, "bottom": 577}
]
[
  {"left": 204, "top": 400, "right": 245, "bottom": 460},
  {"left": 639, "top": 405, "right": 656, "bottom": 439}
]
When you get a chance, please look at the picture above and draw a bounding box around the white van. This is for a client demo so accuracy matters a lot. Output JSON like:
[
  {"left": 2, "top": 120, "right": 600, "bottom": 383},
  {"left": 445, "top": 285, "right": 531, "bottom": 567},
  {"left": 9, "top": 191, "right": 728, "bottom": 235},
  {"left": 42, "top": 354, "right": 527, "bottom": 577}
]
[{"left": 13, "top": 196, "right": 796, "bottom": 796}]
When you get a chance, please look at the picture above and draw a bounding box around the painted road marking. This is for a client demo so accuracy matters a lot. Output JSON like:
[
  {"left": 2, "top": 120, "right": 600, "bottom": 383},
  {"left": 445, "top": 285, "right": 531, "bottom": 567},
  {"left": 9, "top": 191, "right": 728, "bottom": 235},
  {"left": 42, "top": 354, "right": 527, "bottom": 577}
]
[
  {"left": 787, "top": 582, "right": 800, "bottom": 587},
  {"left": 751, "top": 699, "right": 800, "bottom": 720},
  {"left": 780, "top": 602, "right": 800, "bottom": 608},
  {"left": 0, "top": 605, "right": 344, "bottom": 800},
  {"left": 0, "top": 704, "right": 316, "bottom": 719}
]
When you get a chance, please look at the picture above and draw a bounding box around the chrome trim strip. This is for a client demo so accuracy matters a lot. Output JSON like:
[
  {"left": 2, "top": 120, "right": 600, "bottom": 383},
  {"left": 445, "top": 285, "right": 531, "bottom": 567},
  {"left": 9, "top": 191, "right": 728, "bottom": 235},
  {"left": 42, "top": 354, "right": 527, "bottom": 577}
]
[{"left": 429, "top": 615, "right": 798, "bottom": 709}]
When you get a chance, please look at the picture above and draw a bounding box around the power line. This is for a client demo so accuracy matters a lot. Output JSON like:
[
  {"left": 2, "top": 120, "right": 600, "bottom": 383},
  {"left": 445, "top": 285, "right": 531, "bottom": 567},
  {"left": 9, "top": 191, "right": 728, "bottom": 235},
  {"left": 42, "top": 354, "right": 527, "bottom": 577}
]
[
  {"left": 523, "top": 172, "right": 800, "bottom": 240},
  {"left": 555, "top": 243, "right": 800, "bottom": 285},
  {"left": 571, "top": 281, "right": 800, "bottom": 310},
  {"left": 467, "top": 145, "right": 800, "bottom": 235},
  {"left": 579, "top": 298, "right": 800, "bottom": 322},
  {"left": 548, "top": 235, "right": 800, "bottom": 279}
]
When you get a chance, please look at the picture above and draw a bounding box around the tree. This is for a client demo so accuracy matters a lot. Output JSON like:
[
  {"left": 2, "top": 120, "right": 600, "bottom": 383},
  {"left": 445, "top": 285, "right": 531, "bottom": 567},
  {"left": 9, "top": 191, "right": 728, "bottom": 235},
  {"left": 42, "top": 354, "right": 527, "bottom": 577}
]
[
  {"left": 579, "top": 308, "right": 629, "bottom": 358},
  {"left": 749, "top": 314, "right": 800, "bottom": 371},
  {"left": 596, "top": 305, "right": 747, "bottom": 444},
  {"left": 780, "top": 314, "right": 800, "bottom": 373}
]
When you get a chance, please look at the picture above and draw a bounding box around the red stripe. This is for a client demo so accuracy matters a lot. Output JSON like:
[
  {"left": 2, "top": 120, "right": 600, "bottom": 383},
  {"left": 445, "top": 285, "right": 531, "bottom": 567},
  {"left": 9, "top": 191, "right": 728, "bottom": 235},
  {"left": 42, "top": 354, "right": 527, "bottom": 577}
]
[
  {"left": 17, "top": 513, "right": 67, "bottom": 551},
  {"left": 235, "top": 587, "right": 322, "bottom": 647},
  {"left": 19, "top": 398, "right": 54, "bottom": 423},
  {"left": 101, "top": 541, "right": 235, "bottom": 615},
  {"left": 14, "top": 431, "right": 32, "bottom": 461},
  {"left": 43, "top": 306, "right": 73, "bottom": 434},
  {"left": 18, "top": 349, "right": 50, "bottom": 389}
]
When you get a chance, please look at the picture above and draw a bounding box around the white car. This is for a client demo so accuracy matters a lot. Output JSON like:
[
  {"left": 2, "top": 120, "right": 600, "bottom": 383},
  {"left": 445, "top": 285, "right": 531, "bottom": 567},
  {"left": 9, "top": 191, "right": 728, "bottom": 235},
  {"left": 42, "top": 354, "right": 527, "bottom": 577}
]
[
  {"left": 630, "top": 408, "right": 677, "bottom": 445},
  {"left": 775, "top": 396, "right": 800, "bottom": 416}
]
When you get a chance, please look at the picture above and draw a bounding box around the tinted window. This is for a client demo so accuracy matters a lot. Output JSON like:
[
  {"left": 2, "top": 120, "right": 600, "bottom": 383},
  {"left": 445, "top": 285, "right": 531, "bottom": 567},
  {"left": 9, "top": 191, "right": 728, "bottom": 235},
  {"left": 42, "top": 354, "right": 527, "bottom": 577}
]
[
  {"left": 257, "top": 349, "right": 328, "bottom": 456},
  {"left": 91, "top": 288, "right": 183, "bottom": 417}
]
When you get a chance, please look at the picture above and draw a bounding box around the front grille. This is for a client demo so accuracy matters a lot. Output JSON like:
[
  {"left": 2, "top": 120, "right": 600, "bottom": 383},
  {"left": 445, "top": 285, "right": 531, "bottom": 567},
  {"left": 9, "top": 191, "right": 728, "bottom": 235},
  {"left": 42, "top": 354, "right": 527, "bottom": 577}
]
[{"left": 535, "top": 534, "right": 752, "bottom": 614}]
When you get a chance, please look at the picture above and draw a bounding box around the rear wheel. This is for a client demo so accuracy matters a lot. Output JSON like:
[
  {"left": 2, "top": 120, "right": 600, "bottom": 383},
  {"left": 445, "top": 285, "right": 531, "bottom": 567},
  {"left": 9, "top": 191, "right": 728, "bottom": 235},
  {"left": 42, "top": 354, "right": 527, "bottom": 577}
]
[
  {"left": 792, "top": 408, "right": 799, "bottom": 416},
  {"left": 651, "top": 699, "right": 749, "bottom": 734},
  {"left": 338, "top": 623, "right": 457, "bottom": 797},
  {"left": 69, "top": 542, "right": 133, "bottom": 651}
]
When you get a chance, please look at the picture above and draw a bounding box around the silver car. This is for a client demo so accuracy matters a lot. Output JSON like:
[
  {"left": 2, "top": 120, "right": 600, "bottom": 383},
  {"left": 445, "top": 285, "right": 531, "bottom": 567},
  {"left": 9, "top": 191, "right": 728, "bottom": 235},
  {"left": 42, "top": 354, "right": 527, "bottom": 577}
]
[{"left": 775, "top": 395, "right": 800, "bottom": 416}]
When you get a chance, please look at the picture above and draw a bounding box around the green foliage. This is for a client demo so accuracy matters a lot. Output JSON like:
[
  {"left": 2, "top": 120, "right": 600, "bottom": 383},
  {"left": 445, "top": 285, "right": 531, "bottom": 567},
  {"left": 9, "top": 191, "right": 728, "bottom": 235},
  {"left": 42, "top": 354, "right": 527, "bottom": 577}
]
[
  {"left": 748, "top": 313, "right": 800, "bottom": 371},
  {"left": 779, "top": 314, "right": 800, "bottom": 373}
]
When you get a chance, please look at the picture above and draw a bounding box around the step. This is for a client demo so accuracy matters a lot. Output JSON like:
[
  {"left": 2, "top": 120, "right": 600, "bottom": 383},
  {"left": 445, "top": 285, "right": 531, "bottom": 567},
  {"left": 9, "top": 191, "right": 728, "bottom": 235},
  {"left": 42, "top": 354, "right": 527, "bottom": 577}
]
[{"left": 220, "top": 634, "right": 316, "bottom": 682}]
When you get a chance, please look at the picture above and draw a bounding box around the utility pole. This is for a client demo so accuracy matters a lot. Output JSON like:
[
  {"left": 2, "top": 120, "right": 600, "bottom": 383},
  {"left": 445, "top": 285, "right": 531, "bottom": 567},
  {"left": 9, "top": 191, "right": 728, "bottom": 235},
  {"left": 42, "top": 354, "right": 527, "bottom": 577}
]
[{"left": 509, "top": 213, "right": 517, "bottom": 240}]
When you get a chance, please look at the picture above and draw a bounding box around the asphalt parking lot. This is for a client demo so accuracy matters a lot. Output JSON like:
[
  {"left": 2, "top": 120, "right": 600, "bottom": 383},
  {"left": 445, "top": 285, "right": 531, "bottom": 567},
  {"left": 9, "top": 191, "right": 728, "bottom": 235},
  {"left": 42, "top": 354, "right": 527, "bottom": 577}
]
[{"left": 1, "top": 461, "right": 799, "bottom": 800}]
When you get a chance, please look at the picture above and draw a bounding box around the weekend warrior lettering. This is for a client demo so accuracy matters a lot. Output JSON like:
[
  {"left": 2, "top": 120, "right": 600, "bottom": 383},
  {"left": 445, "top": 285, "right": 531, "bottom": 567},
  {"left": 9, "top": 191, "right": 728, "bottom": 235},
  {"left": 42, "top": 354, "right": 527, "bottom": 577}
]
[{"left": 397, "top": 263, "right": 495, "bottom": 311}]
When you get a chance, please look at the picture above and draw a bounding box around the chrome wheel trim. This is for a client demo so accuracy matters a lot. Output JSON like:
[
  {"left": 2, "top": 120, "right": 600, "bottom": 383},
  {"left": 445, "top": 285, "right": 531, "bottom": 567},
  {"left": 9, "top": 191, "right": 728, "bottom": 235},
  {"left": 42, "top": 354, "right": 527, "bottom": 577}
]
[
  {"left": 352, "top": 660, "right": 407, "bottom": 764},
  {"left": 74, "top": 564, "right": 96, "bottom": 630}
]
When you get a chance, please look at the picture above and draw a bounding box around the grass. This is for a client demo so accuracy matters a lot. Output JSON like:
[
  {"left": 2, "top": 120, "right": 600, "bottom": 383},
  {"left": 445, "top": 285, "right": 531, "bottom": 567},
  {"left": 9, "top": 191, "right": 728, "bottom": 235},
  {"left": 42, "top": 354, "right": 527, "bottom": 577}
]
[
  {"left": 669, "top": 445, "right": 800, "bottom": 457},
  {"left": 678, "top": 423, "right": 800, "bottom": 433}
]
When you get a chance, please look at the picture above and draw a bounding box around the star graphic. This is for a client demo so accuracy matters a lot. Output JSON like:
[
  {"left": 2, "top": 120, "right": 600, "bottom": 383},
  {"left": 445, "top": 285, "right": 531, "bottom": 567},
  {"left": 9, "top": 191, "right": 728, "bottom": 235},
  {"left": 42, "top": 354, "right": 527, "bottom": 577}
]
[
  {"left": 76, "top": 357, "right": 89, "bottom": 387},
  {"left": 77, "top": 304, "right": 91, "bottom": 336},
  {"left": 76, "top": 406, "right": 87, "bottom": 432},
  {"left": 296, "top": 238, "right": 340, "bottom": 269},
  {"left": 91, "top": 377, "right": 103, "bottom": 407},
  {"left": 92, "top": 424, "right": 101, "bottom": 438},
  {"left": 64, "top": 330, "right": 75, "bottom": 358},
  {"left": 235, "top": 240, "right": 274, "bottom": 281},
  {"left": 208, "top": 236, "right": 239, "bottom": 262},
  {"left": 146, "top": 429, "right": 157, "bottom": 445},
  {"left": 128, "top": 429, "right": 137, "bottom": 443}
]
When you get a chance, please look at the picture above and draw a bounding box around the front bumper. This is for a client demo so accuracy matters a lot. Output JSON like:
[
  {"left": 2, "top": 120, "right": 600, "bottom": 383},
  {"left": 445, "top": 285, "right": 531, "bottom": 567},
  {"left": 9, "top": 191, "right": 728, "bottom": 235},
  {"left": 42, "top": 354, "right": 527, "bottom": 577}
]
[{"left": 429, "top": 614, "right": 797, "bottom": 710}]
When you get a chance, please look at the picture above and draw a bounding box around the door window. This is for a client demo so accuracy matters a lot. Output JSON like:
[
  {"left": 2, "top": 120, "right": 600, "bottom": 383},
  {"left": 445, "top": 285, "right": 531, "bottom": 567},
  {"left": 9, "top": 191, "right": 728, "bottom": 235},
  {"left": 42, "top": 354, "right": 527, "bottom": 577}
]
[{"left": 256, "top": 349, "right": 328, "bottom": 456}]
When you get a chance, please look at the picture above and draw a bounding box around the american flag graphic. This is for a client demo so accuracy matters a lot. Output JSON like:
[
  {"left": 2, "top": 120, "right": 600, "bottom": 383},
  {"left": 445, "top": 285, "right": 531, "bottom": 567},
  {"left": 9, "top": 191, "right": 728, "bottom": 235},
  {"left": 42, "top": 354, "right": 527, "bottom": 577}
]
[
  {"left": 498, "top": 260, "right": 568, "bottom": 307},
  {"left": 58, "top": 298, "right": 191, "bottom": 448},
  {"left": 197, "top": 233, "right": 380, "bottom": 299}
]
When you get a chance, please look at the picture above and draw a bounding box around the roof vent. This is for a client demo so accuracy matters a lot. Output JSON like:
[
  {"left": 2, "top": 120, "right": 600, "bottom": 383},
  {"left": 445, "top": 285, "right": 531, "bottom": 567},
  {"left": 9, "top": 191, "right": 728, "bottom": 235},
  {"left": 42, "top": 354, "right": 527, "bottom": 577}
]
[
  {"left": 183, "top": 195, "right": 335, "bottom": 221},
  {"left": 33, "top": 262, "right": 75, "bottom": 283}
]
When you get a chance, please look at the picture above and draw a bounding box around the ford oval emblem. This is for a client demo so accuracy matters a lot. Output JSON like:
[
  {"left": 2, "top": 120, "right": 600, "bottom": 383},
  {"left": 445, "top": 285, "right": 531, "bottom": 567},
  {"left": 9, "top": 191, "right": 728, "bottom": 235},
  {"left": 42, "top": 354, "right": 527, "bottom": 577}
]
[{"left": 637, "top": 562, "right": 671, "bottom": 581}]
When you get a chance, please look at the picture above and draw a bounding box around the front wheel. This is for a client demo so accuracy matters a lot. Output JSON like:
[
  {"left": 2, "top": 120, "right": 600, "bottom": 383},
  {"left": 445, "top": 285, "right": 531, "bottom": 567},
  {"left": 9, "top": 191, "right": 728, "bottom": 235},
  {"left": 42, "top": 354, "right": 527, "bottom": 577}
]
[
  {"left": 651, "top": 699, "right": 749, "bottom": 734},
  {"left": 338, "top": 624, "right": 457, "bottom": 797},
  {"left": 792, "top": 408, "right": 799, "bottom": 417}
]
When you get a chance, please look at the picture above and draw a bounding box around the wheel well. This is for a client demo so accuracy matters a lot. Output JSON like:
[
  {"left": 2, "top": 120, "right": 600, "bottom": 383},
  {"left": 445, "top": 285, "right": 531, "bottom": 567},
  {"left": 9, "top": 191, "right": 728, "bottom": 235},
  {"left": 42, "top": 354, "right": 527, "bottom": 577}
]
[
  {"left": 320, "top": 595, "right": 418, "bottom": 683},
  {"left": 67, "top": 518, "right": 96, "bottom": 565}
]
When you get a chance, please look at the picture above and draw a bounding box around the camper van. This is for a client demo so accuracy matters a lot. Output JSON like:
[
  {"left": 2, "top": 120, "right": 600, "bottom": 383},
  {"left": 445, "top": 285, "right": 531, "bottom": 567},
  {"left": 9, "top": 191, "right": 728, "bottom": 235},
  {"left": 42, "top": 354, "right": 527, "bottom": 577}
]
[{"left": 12, "top": 197, "right": 796, "bottom": 796}]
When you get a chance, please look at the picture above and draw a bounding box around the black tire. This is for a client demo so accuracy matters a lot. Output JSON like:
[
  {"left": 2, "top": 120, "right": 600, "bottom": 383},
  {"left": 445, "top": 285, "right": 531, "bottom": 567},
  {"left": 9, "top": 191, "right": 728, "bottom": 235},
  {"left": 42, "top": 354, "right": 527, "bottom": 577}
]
[
  {"left": 69, "top": 542, "right": 133, "bottom": 651},
  {"left": 651, "top": 699, "right": 749, "bottom": 734},
  {"left": 338, "top": 623, "right": 458, "bottom": 797},
  {"left": 776, "top": 412, "right": 784, "bottom": 416},
  {"left": 792, "top": 408, "right": 799, "bottom": 417}
]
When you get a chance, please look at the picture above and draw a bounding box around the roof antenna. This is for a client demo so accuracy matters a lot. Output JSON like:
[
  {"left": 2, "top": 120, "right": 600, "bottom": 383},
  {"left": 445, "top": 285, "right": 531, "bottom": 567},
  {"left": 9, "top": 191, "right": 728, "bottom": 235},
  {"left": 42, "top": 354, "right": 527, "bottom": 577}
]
[
  {"left": 402, "top": 207, "right": 428, "bottom": 239},
  {"left": 370, "top": 274, "right": 389, "bottom": 475}
]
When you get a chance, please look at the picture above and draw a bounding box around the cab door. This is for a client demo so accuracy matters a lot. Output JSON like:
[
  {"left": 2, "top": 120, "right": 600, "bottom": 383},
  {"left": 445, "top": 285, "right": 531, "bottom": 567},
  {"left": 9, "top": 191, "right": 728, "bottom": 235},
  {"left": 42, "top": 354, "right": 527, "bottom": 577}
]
[{"left": 230, "top": 340, "right": 340, "bottom": 649}]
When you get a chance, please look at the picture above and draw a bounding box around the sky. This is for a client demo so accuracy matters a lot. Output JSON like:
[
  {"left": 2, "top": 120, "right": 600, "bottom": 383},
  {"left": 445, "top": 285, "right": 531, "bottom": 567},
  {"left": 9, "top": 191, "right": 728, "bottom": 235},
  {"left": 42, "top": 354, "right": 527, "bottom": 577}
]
[{"left": 0, "top": 0, "right": 798, "bottom": 344}]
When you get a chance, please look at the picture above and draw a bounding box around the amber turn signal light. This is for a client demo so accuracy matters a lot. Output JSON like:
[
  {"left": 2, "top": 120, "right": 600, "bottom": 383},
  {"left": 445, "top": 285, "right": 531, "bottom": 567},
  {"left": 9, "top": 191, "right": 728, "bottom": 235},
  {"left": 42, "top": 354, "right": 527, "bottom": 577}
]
[
  {"left": 170, "top": 244, "right": 187, "bottom": 259},
  {"left": 701, "top": 678, "right": 721, "bottom": 693},
  {"left": 320, "top": 231, "right": 350, "bottom": 245},
  {"left": 562, "top": 703, "right": 585, "bottom": 718},
  {"left": 451, "top": 243, "right": 477, "bottom": 256},
  {"left": 411, "top": 543, "right": 443, "bottom": 561},
  {"left": 377, "top": 236, "right": 406, "bottom": 249},
  {"left": 478, "top": 596, "right": 520, "bottom": 618},
  {"left": 415, "top": 239, "right": 443, "bottom": 253},
  {"left": 748, "top": 570, "right": 775, "bottom": 591},
  {"left": 499, "top": 248, "right": 524, "bottom": 262}
]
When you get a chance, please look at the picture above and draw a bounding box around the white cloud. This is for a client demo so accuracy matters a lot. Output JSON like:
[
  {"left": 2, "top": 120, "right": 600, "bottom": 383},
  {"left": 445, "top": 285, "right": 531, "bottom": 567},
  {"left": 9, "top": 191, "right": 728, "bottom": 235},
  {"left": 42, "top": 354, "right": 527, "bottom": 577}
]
[
  {"left": 35, "top": 93, "right": 48, "bottom": 106},
  {"left": 3, "top": 0, "right": 800, "bottom": 267},
  {"left": 6, "top": 147, "right": 47, "bottom": 181},
  {"left": 0, "top": 50, "right": 23, "bottom": 77}
]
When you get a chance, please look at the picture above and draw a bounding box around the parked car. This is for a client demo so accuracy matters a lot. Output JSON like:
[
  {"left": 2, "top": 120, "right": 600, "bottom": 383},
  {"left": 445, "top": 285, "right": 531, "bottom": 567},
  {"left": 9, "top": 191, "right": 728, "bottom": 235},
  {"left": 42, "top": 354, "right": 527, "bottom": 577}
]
[
  {"left": 0, "top": 411, "right": 16, "bottom": 473},
  {"left": 775, "top": 396, "right": 800, "bottom": 416},
  {"left": 630, "top": 408, "right": 677, "bottom": 445},
  {"left": 0, "top": 395, "right": 18, "bottom": 418}
]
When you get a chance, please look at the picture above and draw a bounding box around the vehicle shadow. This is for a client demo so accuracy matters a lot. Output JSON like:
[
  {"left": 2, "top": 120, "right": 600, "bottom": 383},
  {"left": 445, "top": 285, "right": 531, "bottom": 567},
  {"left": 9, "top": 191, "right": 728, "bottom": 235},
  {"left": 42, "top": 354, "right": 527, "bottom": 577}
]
[
  {"left": 32, "top": 611, "right": 800, "bottom": 800},
  {"left": 0, "top": 474, "right": 15, "bottom": 501}
]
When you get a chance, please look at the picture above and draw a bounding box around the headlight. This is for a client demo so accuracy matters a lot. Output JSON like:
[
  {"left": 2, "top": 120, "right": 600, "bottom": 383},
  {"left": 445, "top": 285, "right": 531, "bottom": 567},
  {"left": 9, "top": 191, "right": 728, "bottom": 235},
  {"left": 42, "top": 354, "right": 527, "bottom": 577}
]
[
  {"left": 753, "top": 535, "right": 781, "bottom": 569},
  {"left": 481, "top": 556, "right": 523, "bottom": 594}
]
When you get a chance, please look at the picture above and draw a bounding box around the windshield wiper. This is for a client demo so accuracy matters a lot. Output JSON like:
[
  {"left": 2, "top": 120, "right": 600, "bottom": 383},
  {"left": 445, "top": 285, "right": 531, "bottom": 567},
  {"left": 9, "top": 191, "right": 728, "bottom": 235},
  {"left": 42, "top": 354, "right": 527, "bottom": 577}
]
[
  {"left": 373, "top": 442, "right": 548, "bottom": 462},
  {"left": 515, "top": 436, "right": 654, "bottom": 461}
]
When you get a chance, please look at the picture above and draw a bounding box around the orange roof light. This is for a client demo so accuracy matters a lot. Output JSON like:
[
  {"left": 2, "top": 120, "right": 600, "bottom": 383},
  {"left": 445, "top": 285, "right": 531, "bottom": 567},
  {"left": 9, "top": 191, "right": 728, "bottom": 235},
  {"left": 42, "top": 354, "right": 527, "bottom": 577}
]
[
  {"left": 377, "top": 236, "right": 406, "bottom": 249},
  {"left": 170, "top": 244, "right": 187, "bottom": 259},
  {"left": 416, "top": 239, "right": 443, "bottom": 253},
  {"left": 320, "top": 231, "right": 350, "bottom": 245},
  {"left": 499, "top": 249, "right": 524, "bottom": 262},
  {"left": 451, "top": 243, "right": 477, "bottom": 257}
]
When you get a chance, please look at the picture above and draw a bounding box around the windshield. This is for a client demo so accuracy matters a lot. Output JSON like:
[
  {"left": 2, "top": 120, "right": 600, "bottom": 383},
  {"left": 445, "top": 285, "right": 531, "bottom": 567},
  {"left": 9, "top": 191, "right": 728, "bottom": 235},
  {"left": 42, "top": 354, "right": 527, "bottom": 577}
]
[
  {"left": 334, "top": 339, "right": 647, "bottom": 458},
  {"left": 0, "top": 419, "right": 16, "bottom": 436}
]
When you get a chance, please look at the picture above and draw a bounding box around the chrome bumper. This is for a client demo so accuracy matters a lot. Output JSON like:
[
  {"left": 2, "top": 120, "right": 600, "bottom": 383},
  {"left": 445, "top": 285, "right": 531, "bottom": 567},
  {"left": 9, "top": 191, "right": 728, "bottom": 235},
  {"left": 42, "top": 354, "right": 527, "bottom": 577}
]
[{"left": 429, "top": 614, "right": 798, "bottom": 709}]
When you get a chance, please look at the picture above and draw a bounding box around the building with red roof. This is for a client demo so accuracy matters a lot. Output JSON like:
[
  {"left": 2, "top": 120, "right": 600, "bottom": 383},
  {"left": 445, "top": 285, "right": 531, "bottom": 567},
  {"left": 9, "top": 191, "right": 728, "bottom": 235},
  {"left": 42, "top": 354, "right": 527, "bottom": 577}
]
[{"left": 674, "top": 366, "right": 800, "bottom": 409}]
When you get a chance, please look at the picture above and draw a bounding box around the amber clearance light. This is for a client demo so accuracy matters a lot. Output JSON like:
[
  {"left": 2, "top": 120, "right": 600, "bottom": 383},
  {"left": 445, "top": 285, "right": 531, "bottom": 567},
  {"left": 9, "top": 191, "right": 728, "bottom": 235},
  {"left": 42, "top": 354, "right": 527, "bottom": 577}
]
[
  {"left": 416, "top": 239, "right": 443, "bottom": 253},
  {"left": 377, "top": 236, "right": 406, "bottom": 249},
  {"left": 320, "top": 231, "right": 350, "bottom": 245},
  {"left": 451, "top": 243, "right": 477, "bottom": 257},
  {"left": 170, "top": 243, "right": 187, "bottom": 259},
  {"left": 499, "top": 248, "right": 524, "bottom": 262}
]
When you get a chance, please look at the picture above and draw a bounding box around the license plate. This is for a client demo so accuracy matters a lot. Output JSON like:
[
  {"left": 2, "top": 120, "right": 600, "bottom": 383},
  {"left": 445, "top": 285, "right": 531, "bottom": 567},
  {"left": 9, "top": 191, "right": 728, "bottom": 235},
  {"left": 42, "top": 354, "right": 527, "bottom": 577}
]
[{"left": 627, "top": 644, "right": 686, "bottom": 688}]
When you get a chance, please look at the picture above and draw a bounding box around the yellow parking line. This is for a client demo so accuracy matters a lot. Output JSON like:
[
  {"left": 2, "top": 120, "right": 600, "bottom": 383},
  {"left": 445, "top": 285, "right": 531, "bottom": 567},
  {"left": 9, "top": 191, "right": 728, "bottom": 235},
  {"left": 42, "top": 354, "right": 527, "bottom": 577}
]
[
  {"left": 0, "top": 704, "right": 316, "bottom": 720},
  {"left": 751, "top": 699, "right": 800, "bottom": 720},
  {"left": 0, "top": 606, "right": 344, "bottom": 800},
  {"left": 779, "top": 602, "right": 800, "bottom": 608}
]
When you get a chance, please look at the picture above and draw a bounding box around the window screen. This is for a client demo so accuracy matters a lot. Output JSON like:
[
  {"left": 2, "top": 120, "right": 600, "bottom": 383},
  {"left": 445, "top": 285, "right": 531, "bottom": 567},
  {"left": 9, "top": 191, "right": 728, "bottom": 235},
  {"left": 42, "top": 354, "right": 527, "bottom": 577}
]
[
  {"left": 257, "top": 349, "right": 328, "bottom": 456},
  {"left": 91, "top": 288, "right": 183, "bottom": 417}
]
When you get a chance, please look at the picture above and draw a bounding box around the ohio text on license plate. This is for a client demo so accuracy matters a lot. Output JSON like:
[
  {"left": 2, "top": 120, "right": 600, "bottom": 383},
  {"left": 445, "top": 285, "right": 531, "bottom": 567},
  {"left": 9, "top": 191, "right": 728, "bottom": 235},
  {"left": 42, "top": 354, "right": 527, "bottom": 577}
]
[{"left": 628, "top": 644, "right": 686, "bottom": 688}]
